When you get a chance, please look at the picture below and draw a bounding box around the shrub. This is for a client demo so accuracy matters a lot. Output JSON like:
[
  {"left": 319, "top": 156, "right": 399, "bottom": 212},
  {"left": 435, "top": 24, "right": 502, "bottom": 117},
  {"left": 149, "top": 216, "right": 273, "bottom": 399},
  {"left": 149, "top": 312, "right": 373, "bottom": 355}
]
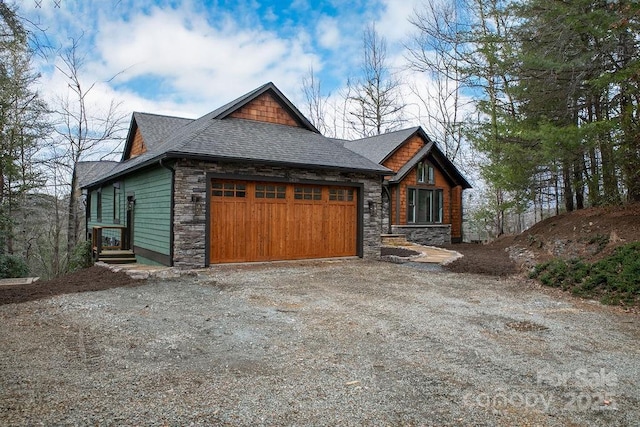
[
  {"left": 530, "top": 258, "right": 588, "bottom": 290},
  {"left": 0, "top": 254, "right": 29, "bottom": 279},
  {"left": 531, "top": 242, "right": 640, "bottom": 305},
  {"left": 68, "top": 240, "right": 93, "bottom": 272}
]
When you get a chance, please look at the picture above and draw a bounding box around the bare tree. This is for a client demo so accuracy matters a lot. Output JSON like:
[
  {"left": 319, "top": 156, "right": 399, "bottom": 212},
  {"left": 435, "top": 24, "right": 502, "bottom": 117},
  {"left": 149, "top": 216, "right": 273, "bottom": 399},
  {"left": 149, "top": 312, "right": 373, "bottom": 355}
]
[
  {"left": 301, "top": 66, "right": 332, "bottom": 135},
  {"left": 53, "top": 36, "right": 127, "bottom": 257},
  {"left": 347, "top": 23, "right": 405, "bottom": 137},
  {"left": 406, "top": 1, "right": 468, "bottom": 162}
]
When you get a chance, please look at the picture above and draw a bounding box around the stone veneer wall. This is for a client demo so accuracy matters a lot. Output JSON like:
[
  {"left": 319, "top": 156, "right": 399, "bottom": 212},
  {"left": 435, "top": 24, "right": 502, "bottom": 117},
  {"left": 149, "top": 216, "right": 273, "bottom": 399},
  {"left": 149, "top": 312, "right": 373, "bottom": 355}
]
[
  {"left": 172, "top": 159, "right": 383, "bottom": 268},
  {"left": 381, "top": 189, "right": 391, "bottom": 234},
  {"left": 390, "top": 224, "right": 451, "bottom": 246}
]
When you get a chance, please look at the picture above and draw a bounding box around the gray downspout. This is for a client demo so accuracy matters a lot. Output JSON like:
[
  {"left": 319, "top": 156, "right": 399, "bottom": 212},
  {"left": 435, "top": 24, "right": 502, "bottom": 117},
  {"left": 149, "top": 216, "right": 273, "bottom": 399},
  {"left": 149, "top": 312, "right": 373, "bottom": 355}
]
[
  {"left": 159, "top": 159, "right": 175, "bottom": 267},
  {"left": 382, "top": 183, "right": 392, "bottom": 234}
]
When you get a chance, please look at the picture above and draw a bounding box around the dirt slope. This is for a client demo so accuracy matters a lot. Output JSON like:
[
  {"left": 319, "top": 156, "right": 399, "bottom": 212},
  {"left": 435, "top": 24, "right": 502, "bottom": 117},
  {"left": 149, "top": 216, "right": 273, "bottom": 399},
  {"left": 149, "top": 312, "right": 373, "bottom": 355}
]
[
  {"left": 446, "top": 203, "right": 640, "bottom": 276},
  {"left": 506, "top": 202, "right": 640, "bottom": 267}
]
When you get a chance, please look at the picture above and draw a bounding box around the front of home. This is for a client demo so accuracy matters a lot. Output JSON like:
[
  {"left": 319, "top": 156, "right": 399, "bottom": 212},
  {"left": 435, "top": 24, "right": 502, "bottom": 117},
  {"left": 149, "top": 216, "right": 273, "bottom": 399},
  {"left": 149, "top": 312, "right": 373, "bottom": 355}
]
[
  {"left": 80, "top": 82, "right": 470, "bottom": 267},
  {"left": 81, "top": 83, "right": 388, "bottom": 267},
  {"left": 344, "top": 128, "right": 471, "bottom": 245}
]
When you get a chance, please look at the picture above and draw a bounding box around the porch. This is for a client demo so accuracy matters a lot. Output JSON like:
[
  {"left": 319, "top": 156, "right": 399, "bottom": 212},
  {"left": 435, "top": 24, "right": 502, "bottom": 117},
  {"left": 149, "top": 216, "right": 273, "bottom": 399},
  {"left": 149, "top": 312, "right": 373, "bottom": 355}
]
[{"left": 91, "top": 226, "right": 136, "bottom": 264}]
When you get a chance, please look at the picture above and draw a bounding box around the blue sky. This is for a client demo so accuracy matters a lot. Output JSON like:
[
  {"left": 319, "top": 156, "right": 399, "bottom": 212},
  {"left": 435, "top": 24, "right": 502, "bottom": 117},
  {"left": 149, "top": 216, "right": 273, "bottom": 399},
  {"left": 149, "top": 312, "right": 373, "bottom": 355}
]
[{"left": 20, "top": 0, "right": 428, "bottom": 122}]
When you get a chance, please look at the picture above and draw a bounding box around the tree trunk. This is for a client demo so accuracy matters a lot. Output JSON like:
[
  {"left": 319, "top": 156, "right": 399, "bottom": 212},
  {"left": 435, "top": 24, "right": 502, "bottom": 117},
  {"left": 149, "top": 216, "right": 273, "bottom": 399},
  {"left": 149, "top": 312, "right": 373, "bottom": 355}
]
[
  {"left": 67, "top": 168, "right": 79, "bottom": 256},
  {"left": 573, "top": 156, "right": 585, "bottom": 210},
  {"left": 562, "top": 161, "right": 574, "bottom": 212}
]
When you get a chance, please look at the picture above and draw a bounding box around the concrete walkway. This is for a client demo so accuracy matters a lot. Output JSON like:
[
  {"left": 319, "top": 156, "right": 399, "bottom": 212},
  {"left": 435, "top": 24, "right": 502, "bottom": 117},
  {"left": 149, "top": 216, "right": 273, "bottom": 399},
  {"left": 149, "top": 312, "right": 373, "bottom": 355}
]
[{"left": 396, "top": 244, "right": 463, "bottom": 265}]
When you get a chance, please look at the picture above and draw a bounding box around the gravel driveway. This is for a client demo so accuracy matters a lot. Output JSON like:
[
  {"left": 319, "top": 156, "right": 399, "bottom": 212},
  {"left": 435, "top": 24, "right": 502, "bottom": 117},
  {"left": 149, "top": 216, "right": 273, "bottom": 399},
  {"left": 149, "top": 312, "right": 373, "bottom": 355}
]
[{"left": 1, "top": 260, "right": 638, "bottom": 426}]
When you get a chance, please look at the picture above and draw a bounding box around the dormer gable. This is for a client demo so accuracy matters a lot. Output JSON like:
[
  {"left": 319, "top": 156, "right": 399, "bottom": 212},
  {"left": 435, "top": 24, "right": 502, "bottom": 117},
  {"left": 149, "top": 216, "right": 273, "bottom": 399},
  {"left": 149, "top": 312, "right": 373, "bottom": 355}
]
[
  {"left": 129, "top": 127, "right": 147, "bottom": 158},
  {"left": 122, "top": 116, "right": 144, "bottom": 161}
]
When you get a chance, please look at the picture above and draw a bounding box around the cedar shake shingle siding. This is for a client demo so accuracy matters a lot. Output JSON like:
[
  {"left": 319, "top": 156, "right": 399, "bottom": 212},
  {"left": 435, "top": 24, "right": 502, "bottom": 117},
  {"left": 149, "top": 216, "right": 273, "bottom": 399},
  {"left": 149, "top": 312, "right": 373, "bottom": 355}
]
[
  {"left": 129, "top": 128, "right": 147, "bottom": 157},
  {"left": 229, "top": 92, "right": 300, "bottom": 127},
  {"left": 392, "top": 163, "right": 452, "bottom": 227},
  {"left": 382, "top": 135, "right": 424, "bottom": 173}
]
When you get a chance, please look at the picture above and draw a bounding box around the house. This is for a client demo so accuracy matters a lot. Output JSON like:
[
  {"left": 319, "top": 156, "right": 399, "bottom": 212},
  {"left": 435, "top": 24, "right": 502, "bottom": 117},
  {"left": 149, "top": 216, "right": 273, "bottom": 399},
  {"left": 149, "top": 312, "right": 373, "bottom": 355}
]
[
  {"left": 80, "top": 82, "right": 470, "bottom": 267},
  {"left": 80, "top": 83, "right": 389, "bottom": 267},
  {"left": 343, "top": 128, "right": 471, "bottom": 245}
]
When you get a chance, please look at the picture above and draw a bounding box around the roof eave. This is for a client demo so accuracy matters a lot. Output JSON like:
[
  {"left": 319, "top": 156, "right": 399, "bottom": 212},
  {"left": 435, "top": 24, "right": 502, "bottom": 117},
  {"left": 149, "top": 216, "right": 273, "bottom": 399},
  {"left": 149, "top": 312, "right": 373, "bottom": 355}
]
[
  {"left": 81, "top": 154, "right": 168, "bottom": 189},
  {"left": 164, "top": 151, "right": 391, "bottom": 175},
  {"left": 120, "top": 114, "right": 138, "bottom": 162},
  {"left": 82, "top": 152, "right": 390, "bottom": 189}
]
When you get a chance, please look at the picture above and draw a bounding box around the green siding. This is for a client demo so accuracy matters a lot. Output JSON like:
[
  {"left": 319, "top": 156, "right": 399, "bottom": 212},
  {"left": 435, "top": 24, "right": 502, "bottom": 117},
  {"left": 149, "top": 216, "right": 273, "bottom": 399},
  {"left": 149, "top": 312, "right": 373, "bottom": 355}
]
[
  {"left": 87, "top": 166, "right": 172, "bottom": 263},
  {"left": 125, "top": 167, "right": 172, "bottom": 256},
  {"left": 88, "top": 185, "right": 124, "bottom": 227},
  {"left": 135, "top": 254, "right": 165, "bottom": 266}
]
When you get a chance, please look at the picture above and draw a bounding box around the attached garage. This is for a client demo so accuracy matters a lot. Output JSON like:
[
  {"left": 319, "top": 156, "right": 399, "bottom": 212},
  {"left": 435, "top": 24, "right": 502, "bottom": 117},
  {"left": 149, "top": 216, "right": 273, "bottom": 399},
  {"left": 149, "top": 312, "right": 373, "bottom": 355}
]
[
  {"left": 82, "top": 82, "right": 389, "bottom": 268},
  {"left": 208, "top": 179, "right": 360, "bottom": 263}
]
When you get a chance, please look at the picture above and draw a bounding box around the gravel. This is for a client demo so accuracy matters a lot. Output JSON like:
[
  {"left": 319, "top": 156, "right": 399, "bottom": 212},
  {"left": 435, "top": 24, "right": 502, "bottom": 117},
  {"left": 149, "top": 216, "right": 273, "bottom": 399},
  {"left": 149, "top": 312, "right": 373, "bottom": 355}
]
[{"left": 1, "top": 260, "right": 638, "bottom": 426}]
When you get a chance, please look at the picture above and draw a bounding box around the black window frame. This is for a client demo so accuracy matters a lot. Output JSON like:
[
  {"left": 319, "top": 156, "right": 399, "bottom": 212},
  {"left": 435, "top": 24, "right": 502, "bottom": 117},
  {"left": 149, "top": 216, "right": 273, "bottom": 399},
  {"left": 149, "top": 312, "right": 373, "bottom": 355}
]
[
  {"left": 416, "top": 161, "right": 435, "bottom": 184},
  {"left": 113, "top": 183, "right": 121, "bottom": 224},
  {"left": 96, "top": 189, "right": 102, "bottom": 222},
  {"left": 407, "top": 187, "right": 443, "bottom": 224}
]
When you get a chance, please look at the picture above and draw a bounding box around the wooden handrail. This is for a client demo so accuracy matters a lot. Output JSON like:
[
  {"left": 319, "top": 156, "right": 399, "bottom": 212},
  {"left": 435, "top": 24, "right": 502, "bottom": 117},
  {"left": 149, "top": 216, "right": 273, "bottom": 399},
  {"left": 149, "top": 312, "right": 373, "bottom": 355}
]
[{"left": 92, "top": 226, "right": 127, "bottom": 259}]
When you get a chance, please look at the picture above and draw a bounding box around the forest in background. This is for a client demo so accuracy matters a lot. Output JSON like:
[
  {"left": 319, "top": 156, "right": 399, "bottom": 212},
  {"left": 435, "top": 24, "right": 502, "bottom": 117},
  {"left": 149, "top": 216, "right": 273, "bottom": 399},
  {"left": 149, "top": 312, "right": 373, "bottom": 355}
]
[{"left": 1, "top": 0, "right": 639, "bottom": 278}]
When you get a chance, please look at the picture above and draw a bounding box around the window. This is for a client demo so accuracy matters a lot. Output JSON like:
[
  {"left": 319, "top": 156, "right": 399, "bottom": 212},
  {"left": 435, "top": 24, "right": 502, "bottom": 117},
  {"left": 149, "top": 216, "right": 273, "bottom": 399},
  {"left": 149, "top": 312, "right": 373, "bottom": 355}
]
[
  {"left": 96, "top": 189, "right": 102, "bottom": 222},
  {"left": 329, "top": 188, "right": 354, "bottom": 201},
  {"left": 256, "top": 184, "right": 286, "bottom": 199},
  {"left": 294, "top": 186, "right": 322, "bottom": 200},
  {"left": 212, "top": 182, "right": 246, "bottom": 197},
  {"left": 113, "top": 184, "right": 121, "bottom": 223},
  {"left": 417, "top": 161, "right": 435, "bottom": 184},
  {"left": 407, "top": 188, "right": 443, "bottom": 223}
]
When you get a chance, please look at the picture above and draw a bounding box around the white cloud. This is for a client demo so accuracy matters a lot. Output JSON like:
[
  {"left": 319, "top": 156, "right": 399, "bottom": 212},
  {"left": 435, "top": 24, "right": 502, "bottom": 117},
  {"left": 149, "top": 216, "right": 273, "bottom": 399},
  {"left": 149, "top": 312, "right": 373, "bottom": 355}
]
[
  {"left": 92, "top": 5, "right": 318, "bottom": 113},
  {"left": 375, "top": 0, "right": 422, "bottom": 43},
  {"left": 316, "top": 17, "right": 341, "bottom": 49}
]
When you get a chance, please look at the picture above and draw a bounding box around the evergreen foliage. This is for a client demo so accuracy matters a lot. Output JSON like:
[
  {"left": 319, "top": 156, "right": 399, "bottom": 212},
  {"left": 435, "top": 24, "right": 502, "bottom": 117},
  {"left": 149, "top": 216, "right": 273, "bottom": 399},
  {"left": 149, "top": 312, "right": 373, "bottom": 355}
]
[
  {"left": 0, "top": 253, "right": 29, "bottom": 278},
  {"left": 530, "top": 242, "right": 640, "bottom": 305}
]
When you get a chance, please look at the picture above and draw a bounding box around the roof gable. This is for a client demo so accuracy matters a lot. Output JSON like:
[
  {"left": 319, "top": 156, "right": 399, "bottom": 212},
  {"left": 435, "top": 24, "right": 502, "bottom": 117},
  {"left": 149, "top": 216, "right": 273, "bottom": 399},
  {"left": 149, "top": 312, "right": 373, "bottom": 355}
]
[
  {"left": 212, "top": 82, "right": 319, "bottom": 132},
  {"left": 389, "top": 141, "right": 472, "bottom": 189},
  {"left": 228, "top": 92, "right": 302, "bottom": 127},
  {"left": 122, "top": 112, "right": 194, "bottom": 161}
]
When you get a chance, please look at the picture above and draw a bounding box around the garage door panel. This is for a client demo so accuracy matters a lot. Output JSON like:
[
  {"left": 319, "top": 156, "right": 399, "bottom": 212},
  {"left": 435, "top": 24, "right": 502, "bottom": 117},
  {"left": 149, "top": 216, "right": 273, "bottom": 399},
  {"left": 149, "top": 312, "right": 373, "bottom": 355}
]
[{"left": 210, "top": 180, "right": 357, "bottom": 263}]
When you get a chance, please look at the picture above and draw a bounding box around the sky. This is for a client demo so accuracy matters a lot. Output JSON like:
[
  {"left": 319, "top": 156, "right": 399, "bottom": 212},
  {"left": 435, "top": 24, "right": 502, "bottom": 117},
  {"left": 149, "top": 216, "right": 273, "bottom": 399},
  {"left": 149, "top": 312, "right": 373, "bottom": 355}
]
[{"left": 20, "top": 0, "right": 430, "bottom": 125}]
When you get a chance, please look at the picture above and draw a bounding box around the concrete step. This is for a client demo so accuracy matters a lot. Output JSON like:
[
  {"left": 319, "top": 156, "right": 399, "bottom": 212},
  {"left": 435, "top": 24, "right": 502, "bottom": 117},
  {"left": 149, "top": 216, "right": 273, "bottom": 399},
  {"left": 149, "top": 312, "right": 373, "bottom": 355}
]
[
  {"left": 381, "top": 234, "right": 409, "bottom": 246},
  {"left": 98, "top": 257, "right": 137, "bottom": 264}
]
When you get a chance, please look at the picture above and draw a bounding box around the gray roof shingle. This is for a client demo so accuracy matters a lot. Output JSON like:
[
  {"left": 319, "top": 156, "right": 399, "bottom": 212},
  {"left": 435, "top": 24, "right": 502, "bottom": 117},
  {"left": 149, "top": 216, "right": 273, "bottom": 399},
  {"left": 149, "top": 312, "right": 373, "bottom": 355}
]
[
  {"left": 171, "top": 118, "right": 388, "bottom": 172},
  {"left": 76, "top": 161, "right": 119, "bottom": 188},
  {"left": 82, "top": 83, "right": 390, "bottom": 189},
  {"left": 132, "top": 112, "right": 193, "bottom": 151},
  {"left": 342, "top": 127, "right": 421, "bottom": 163}
]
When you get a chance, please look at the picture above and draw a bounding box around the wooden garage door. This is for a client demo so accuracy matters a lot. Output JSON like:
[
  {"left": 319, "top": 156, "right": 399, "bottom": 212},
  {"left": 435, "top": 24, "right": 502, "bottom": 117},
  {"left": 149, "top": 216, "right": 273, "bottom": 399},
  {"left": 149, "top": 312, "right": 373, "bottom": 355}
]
[{"left": 209, "top": 180, "right": 358, "bottom": 263}]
